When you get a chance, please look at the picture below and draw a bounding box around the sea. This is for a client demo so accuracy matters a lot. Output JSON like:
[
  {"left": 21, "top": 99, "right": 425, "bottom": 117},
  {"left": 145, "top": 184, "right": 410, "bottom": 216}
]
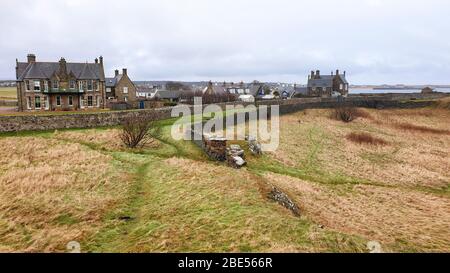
[{"left": 350, "top": 88, "right": 450, "bottom": 94}]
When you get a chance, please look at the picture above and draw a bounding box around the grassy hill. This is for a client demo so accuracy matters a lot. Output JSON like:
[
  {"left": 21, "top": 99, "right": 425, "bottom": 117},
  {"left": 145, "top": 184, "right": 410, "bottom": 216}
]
[{"left": 0, "top": 106, "right": 448, "bottom": 253}]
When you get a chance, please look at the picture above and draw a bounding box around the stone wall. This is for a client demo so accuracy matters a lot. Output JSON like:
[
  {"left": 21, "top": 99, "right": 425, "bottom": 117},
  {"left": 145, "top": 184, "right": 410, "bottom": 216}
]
[{"left": 0, "top": 93, "right": 448, "bottom": 133}]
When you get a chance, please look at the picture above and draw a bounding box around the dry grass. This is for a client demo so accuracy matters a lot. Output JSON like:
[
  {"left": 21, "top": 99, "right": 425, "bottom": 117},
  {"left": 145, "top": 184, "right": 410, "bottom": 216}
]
[
  {"left": 0, "top": 137, "right": 129, "bottom": 252},
  {"left": 394, "top": 122, "right": 450, "bottom": 135},
  {"left": 272, "top": 108, "right": 450, "bottom": 189},
  {"left": 266, "top": 173, "right": 450, "bottom": 252},
  {"left": 347, "top": 132, "right": 388, "bottom": 146}
]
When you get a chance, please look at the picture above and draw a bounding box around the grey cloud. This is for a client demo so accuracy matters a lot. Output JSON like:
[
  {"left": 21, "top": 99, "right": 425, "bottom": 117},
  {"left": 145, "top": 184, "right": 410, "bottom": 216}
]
[{"left": 1, "top": 0, "right": 450, "bottom": 84}]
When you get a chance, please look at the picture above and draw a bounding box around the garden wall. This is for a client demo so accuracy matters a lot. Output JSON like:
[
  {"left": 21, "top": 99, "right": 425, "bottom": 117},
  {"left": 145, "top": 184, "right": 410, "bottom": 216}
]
[{"left": 0, "top": 93, "right": 448, "bottom": 133}]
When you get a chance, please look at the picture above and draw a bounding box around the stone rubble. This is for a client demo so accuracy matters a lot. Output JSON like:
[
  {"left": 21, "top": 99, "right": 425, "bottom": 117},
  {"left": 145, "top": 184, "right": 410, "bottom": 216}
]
[
  {"left": 227, "top": 144, "right": 246, "bottom": 168},
  {"left": 246, "top": 136, "right": 262, "bottom": 156}
]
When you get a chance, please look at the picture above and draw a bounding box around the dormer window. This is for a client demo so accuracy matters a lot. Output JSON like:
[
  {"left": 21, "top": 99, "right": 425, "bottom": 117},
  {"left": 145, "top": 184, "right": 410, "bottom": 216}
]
[
  {"left": 34, "top": 80, "right": 40, "bottom": 91},
  {"left": 52, "top": 80, "right": 59, "bottom": 89},
  {"left": 69, "top": 80, "right": 76, "bottom": 89}
]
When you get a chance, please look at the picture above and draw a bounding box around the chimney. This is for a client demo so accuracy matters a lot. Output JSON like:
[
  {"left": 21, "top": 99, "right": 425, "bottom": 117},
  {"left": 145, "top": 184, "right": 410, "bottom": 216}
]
[
  {"left": 122, "top": 68, "right": 127, "bottom": 76},
  {"left": 27, "top": 54, "right": 36, "bottom": 63},
  {"left": 331, "top": 71, "right": 334, "bottom": 76},
  {"left": 344, "top": 71, "right": 346, "bottom": 77},
  {"left": 115, "top": 69, "right": 119, "bottom": 77},
  {"left": 316, "top": 70, "right": 320, "bottom": 78},
  {"left": 59, "top": 57, "right": 67, "bottom": 73},
  {"left": 99, "top": 56, "right": 103, "bottom": 65},
  {"left": 95, "top": 58, "right": 98, "bottom": 64},
  {"left": 336, "top": 69, "right": 340, "bottom": 76},
  {"left": 311, "top": 71, "right": 315, "bottom": 78}
]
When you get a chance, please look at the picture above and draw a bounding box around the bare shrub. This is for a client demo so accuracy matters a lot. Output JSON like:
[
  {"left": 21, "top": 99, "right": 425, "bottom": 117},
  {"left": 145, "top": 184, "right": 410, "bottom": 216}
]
[
  {"left": 332, "top": 106, "right": 358, "bottom": 122},
  {"left": 346, "top": 132, "right": 387, "bottom": 146},
  {"left": 120, "top": 113, "right": 161, "bottom": 148},
  {"left": 332, "top": 106, "right": 371, "bottom": 122}
]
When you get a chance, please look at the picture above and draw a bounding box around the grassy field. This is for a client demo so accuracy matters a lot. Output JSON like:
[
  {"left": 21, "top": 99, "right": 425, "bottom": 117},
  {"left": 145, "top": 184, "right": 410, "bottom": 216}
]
[
  {"left": 0, "top": 104, "right": 449, "bottom": 253},
  {"left": 0, "top": 87, "right": 17, "bottom": 100}
]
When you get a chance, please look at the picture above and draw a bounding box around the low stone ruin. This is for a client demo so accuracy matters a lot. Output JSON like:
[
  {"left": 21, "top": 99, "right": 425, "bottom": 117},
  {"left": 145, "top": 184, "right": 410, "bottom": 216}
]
[
  {"left": 267, "top": 186, "right": 300, "bottom": 216},
  {"left": 203, "top": 134, "right": 227, "bottom": 161},
  {"left": 227, "top": 144, "right": 246, "bottom": 168},
  {"left": 246, "top": 136, "right": 262, "bottom": 156}
]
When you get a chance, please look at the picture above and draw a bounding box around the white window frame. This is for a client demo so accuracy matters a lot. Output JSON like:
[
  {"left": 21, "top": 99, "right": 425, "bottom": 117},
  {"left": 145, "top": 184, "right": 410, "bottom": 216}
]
[
  {"left": 87, "top": 80, "right": 93, "bottom": 91},
  {"left": 87, "top": 95, "right": 93, "bottom": 107},
  {"left": 44, "top": 95, "right": 49, "bottom": 110},
  {"left": 123, "top": 87, "right": 128, "bottom": 94},
  {"left": 44, "top": 81, "right": 48, "bottom": 92},
  {"left": 106, "top": 87, "right": 111, "bottom": 93},
  {"left": 34, "top": 80, "right": 40, "bottom": 92},
  {"left": 35, "top": 96, "right": 41, "bottom": 109},
  {"left": 52, "top": 80, "right": 59, "bottom": 90},
  {"left": 25, "top": 80, "right": 31, "bottom": 91},
  {"left": 69, "top": 80, "right": 75, "bottom": 89},
  {"left": 27, "top": 96, "right": 32, "bottom": 109},
  {"left": 79, "top": 81, "right": 83, "bottom": 91},
  {"left": 124, "top": 96, "right": 128, "bottom": 102}
]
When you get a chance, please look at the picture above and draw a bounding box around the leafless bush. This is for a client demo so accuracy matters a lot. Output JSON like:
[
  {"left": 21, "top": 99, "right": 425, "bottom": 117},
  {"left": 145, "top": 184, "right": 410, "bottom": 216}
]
[
  {"left": 120, "top": 113, "right": 161, "bottom": 148},
  {"left": 332, "top": 106, "right": 358, "bottom": 122}
]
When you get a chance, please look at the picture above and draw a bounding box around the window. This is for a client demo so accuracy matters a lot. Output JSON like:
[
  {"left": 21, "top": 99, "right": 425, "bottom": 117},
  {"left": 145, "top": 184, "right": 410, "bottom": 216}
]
[
  {"left": 124, "top": 96, "right": 128, "bottom": 102},
  {"left": 52, "top": 80, "right": 59, "bottom": 89},
  {"left": 69, "top": 80, "right": 75, "bottom": 89},
  {"left": 340, "top": 84, "right": 343, "bottom": 90},
  {"left": 34, "top": 81, "right": 40, "bottom": 91},
  {"left": 25, "top": 80, "right": 31, "bottom": 91},
  {"left": 87, "top": 80, "right": 93, "bottom": 91},
  {"left": 27, "top": 97, "right": 32, "bottom": 109},
  {"left": 93, "top": 81, "right": 98, "bottom": 91},
  {"left": 44, "top": 96, "right": 49, "bottom": 109},
  {"left": 87, "top": 96, "right": 93, "bottom": 107},
  {"left": 79, "top": 81, "right": 83, "bottom": 91},
  {"left": 44, "top": 81, "right": 48, "bottom": 92},
  {"left": 35, "top": 96, "right": 41, "bottom": 109},
  {"left": 106, "top": 88, "right": 111, "bottom": 93},
  {"left": 56, "top": 96, "right": 61, "bottom": 106},
  {"left": 68, "top": 96, "right": 73, "bottom": 106},
  {"left": 123, "top": 87, "right": 128, "bottom": 94}
]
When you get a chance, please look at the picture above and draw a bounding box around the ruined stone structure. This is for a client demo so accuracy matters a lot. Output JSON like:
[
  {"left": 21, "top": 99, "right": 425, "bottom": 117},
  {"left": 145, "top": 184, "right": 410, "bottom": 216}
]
[{"left": 16, "top": 54, "right": 106, "bottom": 112}]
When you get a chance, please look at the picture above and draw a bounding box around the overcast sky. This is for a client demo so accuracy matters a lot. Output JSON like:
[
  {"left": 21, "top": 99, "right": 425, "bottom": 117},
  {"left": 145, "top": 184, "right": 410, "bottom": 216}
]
[{"left": 1, "top": 0, "right": 450, "bottom": 84}]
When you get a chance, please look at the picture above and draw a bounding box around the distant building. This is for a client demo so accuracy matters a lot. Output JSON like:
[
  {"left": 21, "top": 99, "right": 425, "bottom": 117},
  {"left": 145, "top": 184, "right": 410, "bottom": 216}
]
[
  {"left": 421, "top": 87, "right": 435, "bottom": 94},
  {"left": 15, "top": 54, "right": 106, "bottom": 111},
  {"left": 154, "top": 90, "right": 181, "bottom": 102},
  {"left": 105, "top": 69, "right": 137, "bottom": 104},
  {"left": 307, "top": 69, "right": 349, "bottom": 97}
]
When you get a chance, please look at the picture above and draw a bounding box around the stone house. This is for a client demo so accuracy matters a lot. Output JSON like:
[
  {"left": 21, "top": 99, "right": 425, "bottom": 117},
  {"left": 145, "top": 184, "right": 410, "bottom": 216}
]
[
  {"left": 307, "top": 69, "right": 349, "bottom": 97},
  {"left": 105, "top": 68, "right": 137, "bottom": 105},
  {"left": 16, "top": 54, "right": 106, "bottom": 111}
]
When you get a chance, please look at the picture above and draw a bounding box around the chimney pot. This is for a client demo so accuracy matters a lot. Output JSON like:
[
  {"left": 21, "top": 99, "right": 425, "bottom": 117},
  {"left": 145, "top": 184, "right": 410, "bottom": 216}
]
[
  {"left": 95, "top": 58, "right": 98, "bottom": 64},
  {"left": 122, "top": 68, "right": 127, "bottom": 75},
  {"left": 336, "top": 69, "right": 339, "bottom": 75},
  {"left": 311, "top": 71, "right": 315, "bottom": 78},
  {"left": 99, "top": 56, "right": 103, "bottom": 64},
  {"left": 27, "top": 54, "right": 36, "bottom": 63},
  {"left": 115, "top": 69, "right": 119, "bottom": 77},
  {"left": 316, "top": 70, "right": 320, "bottom": 77}
]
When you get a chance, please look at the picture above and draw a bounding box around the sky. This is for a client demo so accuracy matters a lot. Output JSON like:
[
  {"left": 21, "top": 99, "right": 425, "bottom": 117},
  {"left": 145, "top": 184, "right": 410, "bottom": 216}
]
[{"left": 1, "top": 0, "right": 450, "bottom": 84}]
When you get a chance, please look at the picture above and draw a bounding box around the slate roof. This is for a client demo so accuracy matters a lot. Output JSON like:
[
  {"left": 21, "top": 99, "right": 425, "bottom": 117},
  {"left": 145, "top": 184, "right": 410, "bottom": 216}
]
[
  {"left": 307, "top": 74, "right": 348, "bottom": 88},
  {"left": 105, "top": 75, "right": 123, "bottom": 88},
  {"left": 17, "top": 61, "right": 105, "bottom": 81},
  {"left": 155, "top": 90, "right": 181, "bottom": 99}
]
